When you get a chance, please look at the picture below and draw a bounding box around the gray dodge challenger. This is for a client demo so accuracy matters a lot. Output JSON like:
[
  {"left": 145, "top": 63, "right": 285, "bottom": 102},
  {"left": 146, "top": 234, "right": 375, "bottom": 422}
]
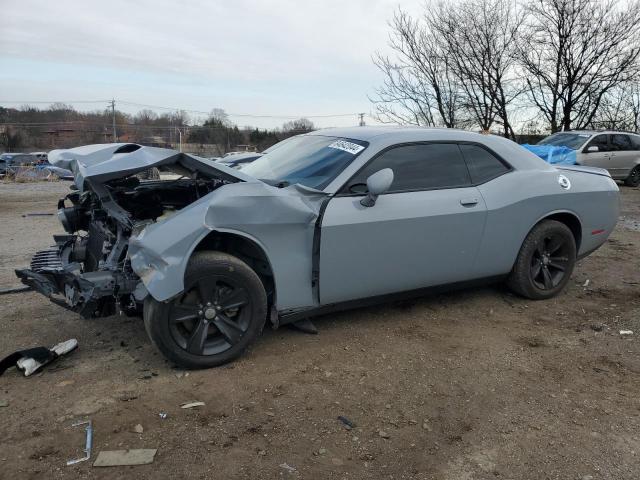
[{"left": 16, "top": 127, "right": 619, "bottom": 368}]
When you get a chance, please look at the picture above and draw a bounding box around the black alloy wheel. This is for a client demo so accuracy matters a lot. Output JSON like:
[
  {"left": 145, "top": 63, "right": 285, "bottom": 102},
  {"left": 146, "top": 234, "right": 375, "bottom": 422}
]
[
  {"left": 144, "top": 251, "right": 267, "bottom": 368},
  {"left": 169, "top": 276, "right": 251, "bottom": 355},
  {"left": 507, "top": 220, "right": 577, "bottom": 300},
  {"left": 529, "top": 233, "right": 571, "bottom": 291}
]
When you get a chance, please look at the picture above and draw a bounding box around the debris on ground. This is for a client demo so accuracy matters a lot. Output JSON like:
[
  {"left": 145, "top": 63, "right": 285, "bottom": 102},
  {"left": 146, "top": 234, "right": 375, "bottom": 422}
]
[
  {"left": 620, "top": 330, "right": 634, "bottom": 336},
  {"left": 132, "top": 424, "right": 144, "bottom": 434},
  {"left": 583, "top": 279, "right": 590, "bottom": 287},
  {"left": 66, "top": 420, "right": 93, "bottom": 466},
  {"left": 590, "top": 324, "right": 605, "bottom": 332},
  {"left": 118, "top": 393, "right": 138, "bottom": 402},
  {"left": 0, "top": 399, "right": 8, "bottom": 408},
  {"left": 279, "top": 463, "right": 296, "bottom": 473},
  {"left": 378, "top": 430, "right": 390, "bottom": 439},
  {"left": 158, "top": 412, "right": 168, "bottom": 419},
  {"left": 93, "top": 449, "right": 157, "bottom": 467},
  {"left": 21, "top": 212, "right": 54, "bottom": 217},
  {"left": 0, "top": 339, "right": 78, "bottom": 377},
  {"left": 337, "top": 415, "right": 355, "bottom": 430},
  {"left": 180, "top": 401, "right": 205, "bottom": 409},
  {"left": 0, "top": 286, "right": 31, "bottom": 295}
]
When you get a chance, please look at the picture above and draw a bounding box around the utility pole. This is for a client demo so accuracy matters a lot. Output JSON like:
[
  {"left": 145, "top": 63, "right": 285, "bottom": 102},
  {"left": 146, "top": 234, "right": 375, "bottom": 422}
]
[
  {"left": 358, "top": 113, "right": 365, "bottom": 126},
  {"left": 110, "top": 99, "right": 117, "bottom": 142}
]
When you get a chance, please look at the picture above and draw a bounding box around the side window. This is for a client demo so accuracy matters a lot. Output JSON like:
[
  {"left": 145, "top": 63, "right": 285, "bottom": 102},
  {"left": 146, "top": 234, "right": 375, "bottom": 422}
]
[
  {"left": 459, "top": 144, "right": 509, "bottom": 184},
  {"left": 611, "top": 134, "right": 632, "bottom": 151},
  {"left": 631, "top": 135, "right": 640, "bottom": 151},
  {"left": 346, "top": 143, "right": 471, "bottom": 193},
  {"left": 585, "top": 134, "right": 609, "bottom": 152}
]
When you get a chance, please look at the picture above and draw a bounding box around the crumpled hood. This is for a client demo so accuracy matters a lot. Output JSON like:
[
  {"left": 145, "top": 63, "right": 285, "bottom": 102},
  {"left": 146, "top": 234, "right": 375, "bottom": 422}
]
[{"left": 49, "top": 143, "right": 254, "bottom": 191}]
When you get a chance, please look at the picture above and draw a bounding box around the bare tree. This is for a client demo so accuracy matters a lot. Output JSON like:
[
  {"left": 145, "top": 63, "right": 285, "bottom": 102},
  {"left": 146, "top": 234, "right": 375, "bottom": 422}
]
[
  {"left": 519, "top": 0, "right": 640, "bottom": 133},
  {"left": 371, "top": 1, "right": 522, "bottom": 139},
  {"left": 589, "top": 82, "right": 640, "bottom": 131},
  {"left": 134, "top": 109, "right": 158, "bottom": 125},
  {"left": 370, "top": 9, "right": 464, "bottom": 128},
  {"left": 429, "top": 0, "right": 523, "bottom": 138},
  {"left": 208, "top": 108, "right": 230, "bottom": 127},
  {"left": 282, "top": 118, "right": 314, "bottom": 132}
]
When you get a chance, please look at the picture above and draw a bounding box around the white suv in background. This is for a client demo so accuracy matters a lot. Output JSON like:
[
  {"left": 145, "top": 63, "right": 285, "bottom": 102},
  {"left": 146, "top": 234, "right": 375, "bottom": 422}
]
[{"left": 538, "top": 130, "right": 640, "bottom": 187}]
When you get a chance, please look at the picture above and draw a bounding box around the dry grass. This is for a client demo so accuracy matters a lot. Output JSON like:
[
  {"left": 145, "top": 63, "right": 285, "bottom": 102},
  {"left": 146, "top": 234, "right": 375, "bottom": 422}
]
[{"left": 3, "top": 166, "right": 60, "bottom": 183}]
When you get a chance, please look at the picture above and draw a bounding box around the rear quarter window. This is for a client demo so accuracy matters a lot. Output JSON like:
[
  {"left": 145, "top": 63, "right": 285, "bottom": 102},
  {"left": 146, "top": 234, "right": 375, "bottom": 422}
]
[{"left": 459, "top": 144, "right": 509, "bottom": 184}]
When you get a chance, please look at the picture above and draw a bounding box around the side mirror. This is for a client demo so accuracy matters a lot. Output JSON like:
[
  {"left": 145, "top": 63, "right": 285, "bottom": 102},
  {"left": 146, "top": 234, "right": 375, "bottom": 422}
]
[
  {"left": 360, "top": 168, "right": 394, "bottom": 207},
  {"left": 586, "top": 145, "right": 599, "bottom": 153}
]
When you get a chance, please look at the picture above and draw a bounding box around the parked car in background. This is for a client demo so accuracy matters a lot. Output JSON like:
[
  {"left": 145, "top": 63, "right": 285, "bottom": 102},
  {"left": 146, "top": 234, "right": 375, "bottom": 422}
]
[
  {"left": 16, "top": 127, "right": 619, "bottom": 368},
  {"left": 41, "top": 165, "right": 74, "bottom": 180},
  {"left": 216, "top": 151, "right": 263, "bottom": 169},
  {"left": 0, "top": 153, "right": 37, "bottom": 175},
  {"left": 216, "top": 137, "right": 296, "bottom": 169},
  {"left": 538, "top": 130, "right": 640, "bottom": 186},
  {"left": 30, "top": 152, "right": 49, "bottom": 164}
]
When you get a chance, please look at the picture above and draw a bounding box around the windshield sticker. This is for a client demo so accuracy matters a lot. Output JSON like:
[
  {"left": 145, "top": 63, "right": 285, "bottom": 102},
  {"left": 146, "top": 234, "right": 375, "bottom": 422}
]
[{"left": 327, "top": 140, "right": 365, "bottom": 155}]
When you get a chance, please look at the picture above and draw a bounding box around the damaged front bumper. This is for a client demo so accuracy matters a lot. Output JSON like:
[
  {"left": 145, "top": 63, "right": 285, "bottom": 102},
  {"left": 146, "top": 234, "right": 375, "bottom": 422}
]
[{"left": 15, "top": 235, "right": 139, "bottom": 318}]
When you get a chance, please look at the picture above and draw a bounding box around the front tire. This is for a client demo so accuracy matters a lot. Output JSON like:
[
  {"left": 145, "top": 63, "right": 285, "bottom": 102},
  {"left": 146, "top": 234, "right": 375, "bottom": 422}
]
[
  {"left": 624, "top": 166, "right": 640, "bottom": 187},
  {"left": 144, "top": 251, "right": 267, "bottom": 368},
  {"left": 507, "top": 220, "right": 576, "bottom": 300}
]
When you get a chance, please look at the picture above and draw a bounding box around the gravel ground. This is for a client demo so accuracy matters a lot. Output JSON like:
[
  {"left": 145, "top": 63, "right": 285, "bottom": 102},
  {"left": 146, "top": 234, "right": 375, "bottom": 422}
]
[{"left": 0, "top": 181, "right": 639, "bottom": 480}]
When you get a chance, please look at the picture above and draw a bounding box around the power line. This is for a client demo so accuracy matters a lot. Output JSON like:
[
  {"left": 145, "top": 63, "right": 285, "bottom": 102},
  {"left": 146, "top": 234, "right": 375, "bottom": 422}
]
[
  {"left": 0, "top": 121, "right": 314, "bottom": 132},
  {"left": 0, "top": 100, "right": 111, "bottom": 104},
  {"left": 117, "top": 100, "right": 359, "bottom": 119},
  {"left": 0, "top": 99, "right": 363, "bottom": 120}
]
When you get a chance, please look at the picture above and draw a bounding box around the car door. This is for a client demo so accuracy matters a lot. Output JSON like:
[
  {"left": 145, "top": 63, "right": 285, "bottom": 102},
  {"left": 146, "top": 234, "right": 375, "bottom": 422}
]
[
  {"left": 318, "top": 143, "right": 487, "bottom": 305},
  {"left": 579, "top": 134, "right": 613, "bottom": 173},
  {"left": 609, "top": 134, "right": 636, "bottom": 178}
]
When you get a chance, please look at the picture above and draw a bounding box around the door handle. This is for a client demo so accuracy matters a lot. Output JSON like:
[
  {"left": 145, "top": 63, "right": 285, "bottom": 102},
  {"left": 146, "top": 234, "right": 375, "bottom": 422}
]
[{"left": 460, "top": 198, "right": 479, "bottom": 207}]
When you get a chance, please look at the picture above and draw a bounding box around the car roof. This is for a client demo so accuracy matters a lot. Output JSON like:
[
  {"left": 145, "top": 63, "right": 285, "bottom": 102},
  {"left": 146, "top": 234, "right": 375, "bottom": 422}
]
[
  {"left": 553, "top": 130, "right": 640, "bottom": 136},
  {"left": 308, "top": 126, "right": 496, "bottom": 142}
]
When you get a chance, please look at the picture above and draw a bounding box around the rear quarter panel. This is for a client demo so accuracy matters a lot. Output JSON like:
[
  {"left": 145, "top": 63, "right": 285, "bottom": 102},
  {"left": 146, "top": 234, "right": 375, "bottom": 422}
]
[{"left": 474, "top": 169, "right": 619, "bottom": 277}]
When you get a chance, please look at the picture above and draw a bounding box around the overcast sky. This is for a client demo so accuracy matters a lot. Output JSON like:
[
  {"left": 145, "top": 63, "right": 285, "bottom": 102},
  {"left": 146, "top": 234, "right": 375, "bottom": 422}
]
[{"left": 0, "top": 0, "right": 423, "bottom": 128}]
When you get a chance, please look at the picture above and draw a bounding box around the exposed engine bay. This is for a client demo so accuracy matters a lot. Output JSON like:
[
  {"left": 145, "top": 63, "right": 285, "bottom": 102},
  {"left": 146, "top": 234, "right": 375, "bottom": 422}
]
[{"left": 17, "top": 165, "right": 233, "bottom": 318}]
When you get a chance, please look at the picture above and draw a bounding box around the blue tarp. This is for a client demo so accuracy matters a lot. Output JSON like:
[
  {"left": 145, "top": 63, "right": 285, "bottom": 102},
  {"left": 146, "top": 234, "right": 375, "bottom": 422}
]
[{"left": 521, "top": 144, "right": 577, "bottom": 165}]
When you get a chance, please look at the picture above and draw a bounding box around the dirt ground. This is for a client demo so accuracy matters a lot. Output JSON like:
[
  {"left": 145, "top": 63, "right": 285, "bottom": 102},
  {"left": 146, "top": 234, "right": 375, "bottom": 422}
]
[{"left": 0, "top": 181, "right": 639, "bottom": 480}]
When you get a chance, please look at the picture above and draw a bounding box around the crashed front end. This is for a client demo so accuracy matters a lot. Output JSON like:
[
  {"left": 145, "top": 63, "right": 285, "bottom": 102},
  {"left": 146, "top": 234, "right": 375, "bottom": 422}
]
[
  {"left": 15, "top": 143, "right": 251, "bottom": 318},
  {"left": 16, "top": 234, "right": 140, "bottom": 318}
]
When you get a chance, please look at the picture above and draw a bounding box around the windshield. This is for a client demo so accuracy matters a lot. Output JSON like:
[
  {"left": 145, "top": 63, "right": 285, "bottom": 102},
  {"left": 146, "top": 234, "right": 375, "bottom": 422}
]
[
  {"left": 538, "top": 133, "right": 592, "bottom": 150},
  {"left": 242, "top": 135, "right": 368, "bottom": 189},
  {"left": 262, "top": 136, "right": 296, "bottom": 154},
  {"left": 0, "top": 154, "right": 15, "bottom": 160}
]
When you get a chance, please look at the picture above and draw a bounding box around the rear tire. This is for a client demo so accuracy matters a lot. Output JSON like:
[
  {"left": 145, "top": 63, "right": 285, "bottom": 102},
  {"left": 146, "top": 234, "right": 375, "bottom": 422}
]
[
  {"left": 144, "top": 251, "right": 267, "bottom": 368},
  {"left": 507, "top": 220, "right": 576, "bottom": 300},
  {"left": 624, "top": 166, "right": 640, "bottom": 187}
]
